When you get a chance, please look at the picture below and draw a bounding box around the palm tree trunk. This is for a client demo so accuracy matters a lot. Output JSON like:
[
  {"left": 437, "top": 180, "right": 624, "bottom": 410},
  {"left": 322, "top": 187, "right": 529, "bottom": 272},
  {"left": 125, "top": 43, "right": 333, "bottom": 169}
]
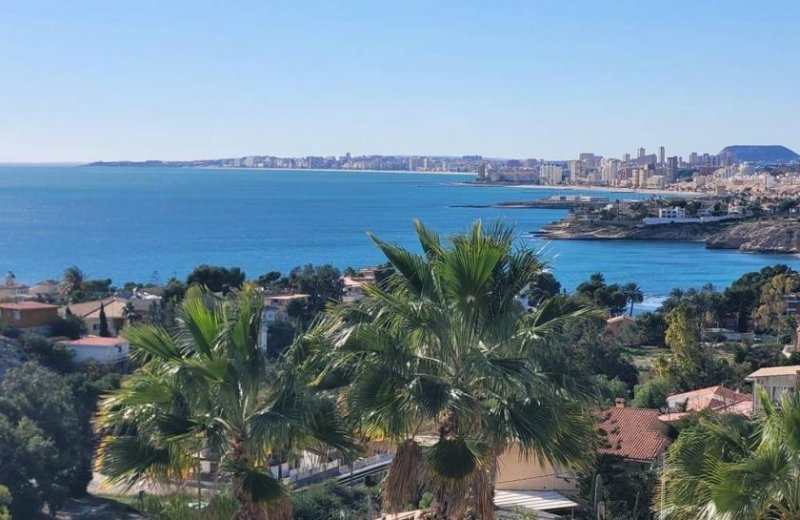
[
  {"left": 429, "top": 408, "right": 471, "bottom": 520},
  {"left": 231, "top": 437, "right": 265, "bottom": 520}
]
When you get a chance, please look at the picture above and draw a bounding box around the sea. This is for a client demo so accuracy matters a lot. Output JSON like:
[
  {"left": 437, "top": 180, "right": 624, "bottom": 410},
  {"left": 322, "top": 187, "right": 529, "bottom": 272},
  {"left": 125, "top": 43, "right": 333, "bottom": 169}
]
[{"left": 2, "top": 166, "right": 799, "bottom": 309}]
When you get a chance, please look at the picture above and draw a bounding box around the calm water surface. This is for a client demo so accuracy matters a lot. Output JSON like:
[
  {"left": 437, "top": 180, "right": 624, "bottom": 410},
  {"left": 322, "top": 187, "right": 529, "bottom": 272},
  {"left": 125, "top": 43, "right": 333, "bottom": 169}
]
[{"left": 1, "top": 166, "right": 798, "bottom": 305}]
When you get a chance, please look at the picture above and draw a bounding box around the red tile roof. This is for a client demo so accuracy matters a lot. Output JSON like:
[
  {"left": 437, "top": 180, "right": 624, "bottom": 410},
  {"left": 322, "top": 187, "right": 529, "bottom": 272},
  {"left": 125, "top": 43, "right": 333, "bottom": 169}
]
[
  {"left": 597, "top": 407, "right": 668, "bottom": 462},
  {"left": 747, "top": 365, "right": 800, "bottom": 378},
  {"left": 0, "top": 301, "right": 59, "bottom": 310},
  {"left": 667, "top": 385, "right": 751, "bottom": 413}
]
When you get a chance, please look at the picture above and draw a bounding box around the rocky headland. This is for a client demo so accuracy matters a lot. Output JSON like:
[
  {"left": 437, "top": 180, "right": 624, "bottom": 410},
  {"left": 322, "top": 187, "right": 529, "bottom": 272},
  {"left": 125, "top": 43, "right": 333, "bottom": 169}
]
[{"left": 535, "top": 218, "right": 800, "bottom": 254}]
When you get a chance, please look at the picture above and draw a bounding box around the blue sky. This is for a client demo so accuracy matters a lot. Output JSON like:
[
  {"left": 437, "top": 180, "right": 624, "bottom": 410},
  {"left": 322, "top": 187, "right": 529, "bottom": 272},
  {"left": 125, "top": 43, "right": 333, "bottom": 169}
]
[{"left": 1, "top": 0, "right": 798, "bottom": 162}]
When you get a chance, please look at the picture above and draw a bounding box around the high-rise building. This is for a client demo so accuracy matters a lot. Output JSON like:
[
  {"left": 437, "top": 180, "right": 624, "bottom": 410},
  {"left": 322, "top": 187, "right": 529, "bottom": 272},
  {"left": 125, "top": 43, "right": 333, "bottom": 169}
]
[
  {"left": 659, "top": 146, "right": 666, "bottom": 165},
  {"left": 600, "top": 158, "right": 620, "bottom": 185},
  {"left": 539, "top": 164, "right": 564, "bottom": 185},
  {"left": 567, "top": 160, "right": 584, "bottom": 182},
  {"left": 579, "top": 153, "right": 599, "bottom": 168},
  {"left": 638, "top": 147, "right": 646, "bottom": 159},
  {"left": 689, "top": 152, "right": 698, "bottom": 165},
  {"left": 623, "top": 153, "right": 631, "bottom": 163},
  {"left": 667, "top": 156, "right": 678, "bottom": 170}
]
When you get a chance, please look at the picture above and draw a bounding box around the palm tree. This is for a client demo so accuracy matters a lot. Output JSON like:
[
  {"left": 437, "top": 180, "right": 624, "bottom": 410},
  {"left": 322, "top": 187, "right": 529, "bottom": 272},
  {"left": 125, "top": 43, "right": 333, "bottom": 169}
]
[
  {"left": 62, "top": 265, "right": 86, "bottom": 301},
  {"left": 95, "top": 286, "right": 356, "bottom": 520},
  {"left": 621, "top": 282, "right": 644, "bottom": 316},
  {"left": 299, "top": 220, "right": 598, "bottom": 519},
  {"left": 658, "top": 390, "right": 800, "bottom": 519}
]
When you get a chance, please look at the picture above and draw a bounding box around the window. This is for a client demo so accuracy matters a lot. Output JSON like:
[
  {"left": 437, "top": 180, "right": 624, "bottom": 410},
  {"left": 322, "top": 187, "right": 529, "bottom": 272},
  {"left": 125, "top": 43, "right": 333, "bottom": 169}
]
[{"left": 12, "top": 310, "right": 20, "bottom": 321}]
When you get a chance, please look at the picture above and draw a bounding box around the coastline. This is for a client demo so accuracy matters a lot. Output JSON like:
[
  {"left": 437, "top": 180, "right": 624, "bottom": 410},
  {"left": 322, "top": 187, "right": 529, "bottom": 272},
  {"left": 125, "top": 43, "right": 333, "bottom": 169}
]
[
  {"left": 82, "top": 164, "right": 475, "bottom": 177},
  {"left": 452, "top": 181, "right": 700, "bottom": 197}
]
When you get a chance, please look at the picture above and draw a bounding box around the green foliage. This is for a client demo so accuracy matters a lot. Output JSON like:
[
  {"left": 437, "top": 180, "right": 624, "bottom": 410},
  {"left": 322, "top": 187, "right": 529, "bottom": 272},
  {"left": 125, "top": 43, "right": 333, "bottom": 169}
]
[
  {"left": 161, "top": 278, "right": 188, "bottom": 304},
  {"left": 98, "top": 302, "right": 111, "bottom": 337},
  {"left": 418, "top": 491, "right": 434, "bottom": 509},
  {"left": 594, "top": 376, "right": 630, "bottom": 406},
  {"left": 578, "top": 454, "right": 657, "bottom": 520},
  {"left": 95, "top": 286, "right": 355, "bottom": 516},
  {"left": 138, "top": 492, "right": 240, "bottom": 520},
  {"left": 527, "top": 271, "right": 562, "bottom": 304},
  {"left": 0, "top": 324, "right": 20, "bottom": 339},
  {"left": 0, "top": 485, "right": 10, "bottom": 520},
  {"left": 285, "top": 264, "right": 343, "bottom": 323},
  {"left": 634, "top": 312, "right": 667, "bottom": 347},
  {"left": 632, "top": 377, "right": 669, "bottom": 409},
  {"left": 62, "top": 266, "right": 114, "bottom": 303},
  {"left": 0, "top": 363, "right": 92, "bottom": 517},
  {"left": 186, "top": 265, "right": 245, "bottom": 294},
  {"left": 560, "top": 317, "right": 639, "bottom": 389},
  {"left": 301, "top": 220, "right": 598, "bottom": 518},
  {"left": 754, "top": 272, "right": 799, "bottom": 336},
  {"left": 19, "top": 333, "right": 74, "bottom": 373},
  {"left": 620, "top": 282, "right": 644, "bottom": 316},
  {"left": 657, "top": 390, "right": 800, "bottom": 518},
  {"left": 293, "top": 481, "right": 379, "bottom": 520},
  {"left": 575, "top": 273, "right": 628, "bottom": 315},
  {"left": 51, "top": 313, "right": 87, "bottom": 339},
  {"left": 266, "top": 319, "right": 296, "bottom": 357}
]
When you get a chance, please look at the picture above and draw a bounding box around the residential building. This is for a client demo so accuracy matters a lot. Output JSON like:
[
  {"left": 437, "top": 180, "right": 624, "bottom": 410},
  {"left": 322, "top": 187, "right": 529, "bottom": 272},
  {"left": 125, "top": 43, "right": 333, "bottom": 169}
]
[
  {"left": 57, "top": 335, "right": 130, "bottom": 364},
  {"left": 746, "top": 365, "right": 800, "bottom": 413},
  {"left": 638, "top": 147, "right": 646, "bottom": 159},
  {"left": 495, "top": 401, "right": 669, "bottom": 517},
  {"left": 263, "top": 293, "right": 309, "bottom": 320},
  {"left": 658, "top": 385, "right": 752, "bottom": 423},
  {"left": 0, "top": 271, "right": 28, "bottom": 302},
  {"left": 65, "top": 297, "right": 155, "bottom": 336},
  {"left": 0, "top": 301, "right": 59, "bottom": 331},
  {"left": 597, "top": 401, "right": 669, "bottom": 467},
  {"left": 567, "top": 160, "right": 584, "bottom": 182},
  {"left": 658, "top": 206, "right": 687, "bottom": 219},
  {"left": 539, "top": 164, "right": 563, "bottom": 185},
  {"left": 30, "top": 280, "right": 61, "bottom": 298},
  {"left": 342, "top": 268, "right": 378, "bottom": 303},
  {"left": 606, "top": 315, "right": 636, "bottom": 336}
]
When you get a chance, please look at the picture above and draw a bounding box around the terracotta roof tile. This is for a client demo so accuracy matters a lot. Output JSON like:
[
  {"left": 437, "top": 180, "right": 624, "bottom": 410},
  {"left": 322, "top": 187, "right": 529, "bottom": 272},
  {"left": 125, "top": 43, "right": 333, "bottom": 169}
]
[
  {"left": 597, "top": 407, "right": 668, "bottom": 462},
  {"left": 747, "top": 365, "right": 800, "bottom": 378},
  {"left": 0, "top": 301, "right": 59, "bottom": 310}
]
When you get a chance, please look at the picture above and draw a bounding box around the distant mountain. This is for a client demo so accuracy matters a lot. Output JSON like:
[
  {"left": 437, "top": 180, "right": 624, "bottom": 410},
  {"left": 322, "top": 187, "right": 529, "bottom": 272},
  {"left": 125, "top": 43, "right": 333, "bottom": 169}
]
[{"left": 719, "top": 145, "right": 799, "bottom": 163}]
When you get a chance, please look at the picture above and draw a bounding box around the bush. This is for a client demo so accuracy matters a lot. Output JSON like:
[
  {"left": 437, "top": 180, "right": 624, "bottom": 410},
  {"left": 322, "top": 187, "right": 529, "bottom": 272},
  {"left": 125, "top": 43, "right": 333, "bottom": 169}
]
[
  {"left": 0, "top": 324, "right": 20, "bottom": 339},
  {"left": 293, "top": 481, "right": 379, "bottom": 520},
  {"left": 20, "top": 332, "right": 74, "bottom": 373},
  {"left": 51, "top": 314, "right": 87, "bottom": 340},
  {"left": 632, "top": 377, "right": 670, "bottom": 409},
  {"left": 139, "top": 493, "right": 239, "bottom": 520}
]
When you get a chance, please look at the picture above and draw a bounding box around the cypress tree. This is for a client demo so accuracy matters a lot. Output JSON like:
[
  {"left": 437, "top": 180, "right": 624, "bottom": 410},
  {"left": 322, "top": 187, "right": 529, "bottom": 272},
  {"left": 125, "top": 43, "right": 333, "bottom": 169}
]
[{"left": 98, "top": 302, "right": 111, "bottom": 337}]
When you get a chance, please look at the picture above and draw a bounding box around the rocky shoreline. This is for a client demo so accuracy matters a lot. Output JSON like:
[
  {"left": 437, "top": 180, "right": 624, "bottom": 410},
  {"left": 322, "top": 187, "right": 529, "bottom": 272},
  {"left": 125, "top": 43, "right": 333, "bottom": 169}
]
[{"left": 535, "top": 218, "right": 800, "bottom": 254}]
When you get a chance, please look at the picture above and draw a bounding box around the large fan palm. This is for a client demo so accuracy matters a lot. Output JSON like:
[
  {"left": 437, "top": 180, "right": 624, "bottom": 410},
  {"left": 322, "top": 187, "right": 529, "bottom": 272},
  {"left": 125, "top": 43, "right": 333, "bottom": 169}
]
[
  {"left": 621, "top": 282, "right": 644, "bottom": 316},
  {"left": 297, "top": 220, "right": 598, "bottom": 519},
  {"left": 94, "top": 286, "right": 356, "bottom": 520},
  {"left": 658, "top": 389, "right": 800, "bottom": 520}
]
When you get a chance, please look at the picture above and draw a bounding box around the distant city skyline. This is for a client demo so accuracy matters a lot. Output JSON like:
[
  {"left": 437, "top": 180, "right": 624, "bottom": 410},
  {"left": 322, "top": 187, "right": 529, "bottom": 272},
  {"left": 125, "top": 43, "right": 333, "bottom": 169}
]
[{"left": 2, "top": 1, "right": 799, "bottom": 162}]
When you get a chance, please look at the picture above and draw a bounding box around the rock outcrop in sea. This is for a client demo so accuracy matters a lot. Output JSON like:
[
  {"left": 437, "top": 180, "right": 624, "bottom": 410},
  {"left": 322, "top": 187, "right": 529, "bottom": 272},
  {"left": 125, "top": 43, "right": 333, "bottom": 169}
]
[{"left": 536, "top": 218, "right": 800, "bottom": 254}]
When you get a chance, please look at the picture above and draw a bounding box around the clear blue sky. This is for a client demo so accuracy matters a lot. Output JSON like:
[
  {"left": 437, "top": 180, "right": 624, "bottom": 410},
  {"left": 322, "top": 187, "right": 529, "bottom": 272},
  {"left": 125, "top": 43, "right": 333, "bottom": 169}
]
[{"left": 1, "top": 0, "right": 798, "bottom": 162}]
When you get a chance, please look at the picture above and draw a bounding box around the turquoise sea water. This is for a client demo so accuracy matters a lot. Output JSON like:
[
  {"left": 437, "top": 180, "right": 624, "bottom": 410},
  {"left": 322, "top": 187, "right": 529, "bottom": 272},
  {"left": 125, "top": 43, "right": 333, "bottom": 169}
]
[{"left": 1, "top": 166, "right": 798, "bottom": 305}]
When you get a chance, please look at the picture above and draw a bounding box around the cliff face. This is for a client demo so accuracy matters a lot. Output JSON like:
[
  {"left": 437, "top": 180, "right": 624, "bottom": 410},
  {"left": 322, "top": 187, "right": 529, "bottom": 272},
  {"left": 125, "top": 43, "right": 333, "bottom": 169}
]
[
  {"left": 536, "top": 221, "right": 718, "bottom": 241},
  {"left": 707, "top": 219, "right": 800, "bottom": 253},
  {"left": 536, "top": 218, "right": 800, "bottom": 254}
]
